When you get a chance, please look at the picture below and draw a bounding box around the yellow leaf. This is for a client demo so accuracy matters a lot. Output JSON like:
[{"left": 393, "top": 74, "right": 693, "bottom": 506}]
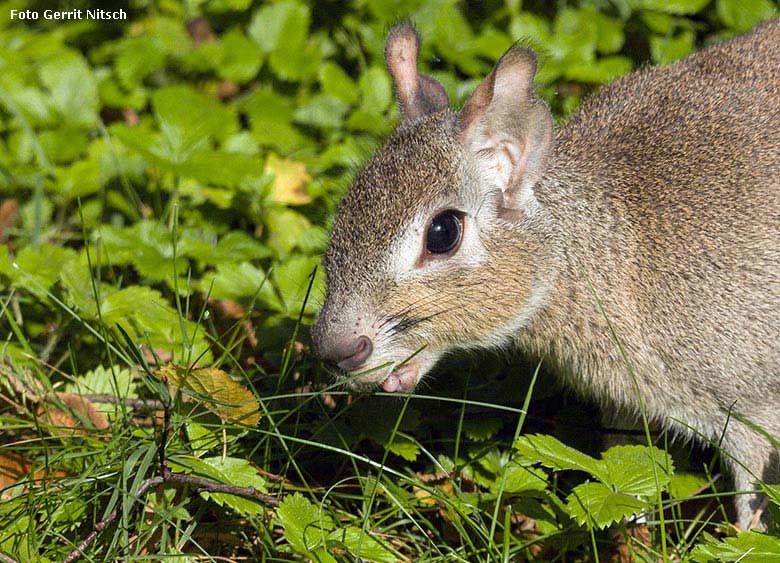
[
  {"left": 156, "top": 363, "right": 260, "bottom": 427},
  {"left": 264, "top": 153, "right": 312, "bottom": 205}
]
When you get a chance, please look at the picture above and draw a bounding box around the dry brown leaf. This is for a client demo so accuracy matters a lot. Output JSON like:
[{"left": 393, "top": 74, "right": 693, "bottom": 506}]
[
  {"left": 0, "top": 451, "right": 67, "bottom": 500},
  {"left": 36, "top": 393, "right": 110, "bottom": 437},
  {"left": 265, "top": 153, "right": 312, "bottom": 205},
  {"left": 0, "top": 199, "right": 18, "bottom": 240},
  {"left": 0, "top": 451, "right": 30, "bottom": 497},
  {"left": 156, "top": 363, "right": 260, "bottom": 427}
]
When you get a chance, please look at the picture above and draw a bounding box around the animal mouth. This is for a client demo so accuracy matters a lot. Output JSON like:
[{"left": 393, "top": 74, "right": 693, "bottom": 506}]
[{"left": 380, "top": 362, "right": 420, "bottom": 393}]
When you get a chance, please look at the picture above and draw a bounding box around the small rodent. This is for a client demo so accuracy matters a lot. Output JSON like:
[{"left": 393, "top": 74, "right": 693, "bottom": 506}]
[{"left": 312, "top": 20, "right": 780, "bottom": 529}]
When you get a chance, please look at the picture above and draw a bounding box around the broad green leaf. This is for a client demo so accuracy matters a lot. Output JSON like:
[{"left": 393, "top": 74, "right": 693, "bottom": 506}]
[
  {"left": 629, "top": 0, "right": 711, "bottom": 14},
  {"left": 691, "top": 531, "right": 780, "bottom": 562},
  {"left": 716, "top": 0, "right": 775, "bottom": 33},
  {"left": 294, "top": 95, "right": 350, "bottom": 130},
  {"left": 11, "top": 244, "right": 79, "bottom": 298},
  {"left": 359, "top": 67, "right": 393, "bottom": 116},
  {"left": 669, "top": 471, "right": 710, "bottom": 500},
  {"left": 319, "top": 62, "right": 359, "bottom": 105},
  {"left": 277, "top": 493, "right": 335, "bottom": 561},
  {"left": 39, "top": 51, "right": 98, "bottom": 127},
  {"left": 199, "top": 261, "right": 281, "bottom": 311},
  {"left": 509, "top": 13, "right": 552, "bottom": 45},
  {"left": 54, "top": 160, "right": 105, "bottom": 200},
  {"left": 492, "top": 462, "right": 548, "bottom": 494},
  {"left": 114, "top": 36, "right": 166, "bottom": 89},
  {"left": 601, "top": 444, "right": 673, "bottom": 496},
  {"left": 153, "top": 85, "right": 237, "bottom": 145},
  {"left": 271, "top": 254, "right": 324, "bottom": 316},
  {"left": 384, "top": 436, "right": 420, "bottom": 461},
  {"left": 565, "top": 481, "right": 648, "bottom": 528},
  {"left": 64, "top": 365, "right": 135, "bottom": 399},
  {"left": 330, "top": 526, "right": 398, "bottom": 563},
  {"left": 193, "top": 456, "right": 268, "bottom": 515},
  {"left": 38, "top": 127, "right": 88, "bottom": 164},
  {"left": 514, "top": 434, "right": 607, "bottom": 481},
  {"left": 650, "top": 31, "right": 695, "bottom": 64},
  {"left": 219, "top": 27, "right": 263, "bottom": 83}
]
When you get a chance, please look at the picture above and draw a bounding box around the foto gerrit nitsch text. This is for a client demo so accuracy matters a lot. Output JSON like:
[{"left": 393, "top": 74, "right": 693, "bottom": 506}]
[{"left": 10, "top": 9, "right": 127, "bottom": 20}]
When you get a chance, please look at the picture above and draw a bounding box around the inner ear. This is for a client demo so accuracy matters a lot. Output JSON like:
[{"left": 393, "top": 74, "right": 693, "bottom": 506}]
[{"left": 459, "top": 47, "right": 552, "bottom": 215}]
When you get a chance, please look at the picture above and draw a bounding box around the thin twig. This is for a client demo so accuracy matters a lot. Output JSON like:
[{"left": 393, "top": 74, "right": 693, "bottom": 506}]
[
  {"left": 62, "top": 476, "right": 164, "bottom": 563},
  {"left": 0, "top": 551, "right": 20, "bottom": 563},
  {"left": 82, "top": 394, "right": 165, "bottom": 410},
  {"left": 61, "top": 469, "right": 279, "bottom": 562}
]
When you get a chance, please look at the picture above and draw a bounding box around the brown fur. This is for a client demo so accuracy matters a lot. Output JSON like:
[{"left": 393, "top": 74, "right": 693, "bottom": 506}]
[{"left": 313, "top": 20, "right": 780, "bottom": 527}]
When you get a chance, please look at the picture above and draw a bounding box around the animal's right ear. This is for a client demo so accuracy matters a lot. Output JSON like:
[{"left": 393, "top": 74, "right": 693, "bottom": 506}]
[
  {"left": 459, "top": 47, "right": 552, "bottom": 217},
  {"left": 385, "top": 22, "right": 449, "bottom": 121}
]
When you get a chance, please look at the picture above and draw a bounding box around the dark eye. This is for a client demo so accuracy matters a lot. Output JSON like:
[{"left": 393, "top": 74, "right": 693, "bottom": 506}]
[{"left": 425, "top": 211, "right": 463, "bottom": 254}]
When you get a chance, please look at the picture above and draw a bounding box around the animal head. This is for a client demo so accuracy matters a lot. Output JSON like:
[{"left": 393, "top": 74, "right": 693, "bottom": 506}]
[{"left": 312, "top": 23, "right": 558, "bottom": 392}]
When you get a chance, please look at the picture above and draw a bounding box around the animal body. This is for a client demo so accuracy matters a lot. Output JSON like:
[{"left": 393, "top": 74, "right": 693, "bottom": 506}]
[{"left": 312, "top": 20, "right": 780, "bottom": 528}]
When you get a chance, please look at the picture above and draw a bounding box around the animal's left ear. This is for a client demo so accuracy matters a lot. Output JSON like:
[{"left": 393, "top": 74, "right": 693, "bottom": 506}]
[
  {"left": 385, "top": 22, "right": 450, "bottom": 121},
  {"left": 459, "top": 47, "right": 552, "bottom": 216}
]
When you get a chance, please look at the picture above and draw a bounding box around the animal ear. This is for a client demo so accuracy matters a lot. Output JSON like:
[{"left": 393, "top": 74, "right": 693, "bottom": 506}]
[
  {"left": 459, "top": 47, "right": 552, "bottom": 216},
  {"left": 385, "top": 22, "right": 449, "bottom": 121}
]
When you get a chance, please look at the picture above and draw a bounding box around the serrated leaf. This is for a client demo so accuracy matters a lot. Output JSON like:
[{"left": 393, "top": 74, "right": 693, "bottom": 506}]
[
  {"left": 493, "top": 462, "right": 548, "bottom": 494},
  {"left": 691, "top": 531, "right": 780, "bottom": 562},
  {"left": 277, "top": 493, "right": 334, "bottom": 559},
  {"left": 64, "top": 365, "right": 135, "bottom": 399},
  {"left": 601, "top": 444, "right": 673, "bottom": 496},
  {"left": 565, "top": 481, "right": 648, "bottom": 529},
  {"left": 515, "top": 434, "right": 607, "bottom": 481},
  {"left": 330, "top": 526, "right": 398, "bottom": 563},
  {"left": 384, "top": 436, "right": 420, "bottom": 461},
  {"left": 156, "top": 363, "right": 260, "bottom": 427},
  {"left": 191, "top": 456, "right": 268, "bottom": 516}
]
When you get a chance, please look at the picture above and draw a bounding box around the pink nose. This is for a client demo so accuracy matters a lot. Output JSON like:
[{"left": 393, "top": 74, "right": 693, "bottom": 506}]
[{"left": 332, "top": 336, "right": 373, "bottom": 371}]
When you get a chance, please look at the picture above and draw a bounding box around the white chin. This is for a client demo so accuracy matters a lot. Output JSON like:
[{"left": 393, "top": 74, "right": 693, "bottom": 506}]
[{"left": 380, "top": 363, "right": 421, "bottom": 393}]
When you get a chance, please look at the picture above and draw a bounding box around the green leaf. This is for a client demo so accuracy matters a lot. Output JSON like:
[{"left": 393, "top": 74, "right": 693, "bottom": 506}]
[
  {"left": 384, "top": 436, "right": 420, "bottom": 461},
  {"left": 691, "top": 531, "right": 780, "bottom": 562},
  {"left": 493, "top": 462, "right": 548, "bottom": 494},
  {"left": 199, "top": 262, "right": 281, "bottom": 310},
  {"left": 64, "top": 365, "right": 136, "bottom": 399},
  {"left": 114, "top": 36, "right": 166, "bottom": 89},
  {"left": 294, "top": 95, "right": 350, "bottom": 129},
  {"left": 601, "top": 445, "right": 673, "bottom": 496},
  {"left": 39, "top": 51, "right": 98, "bottom": 127},
  {"left": 629, "top": 0, "right": 711, "bottom": 14},
  {"left": 669, "top": 471, "right": 710, "bottom": 500},
  {"left": 271, "top": 254, "right": 324, "bottom": 316},
  {"left": 565, "top": 481, "right": 648, "bottom": 528},
  {"left": 153, "top": 85, "right": 237, "bottom": 145},
  {"left": 330, "top": 526, "right": 398, "bottom": 563},
  {"left": 11, "top": 244, "right": 79, "bottom": 298},
  {"left": 514, "top": 434, "right": 607, "bottom": 481},
  {"left": 218, "top": 27, "right": 263, "bottom": 83},
  {"left": 716, "top": 0, "right": 775, "bottom": 33},
  {"left": 277, "top": 493, "right": 335, "bottom": 560},
  {"left": 650, "top": 31, "right": 695, "bottom": 64},
  {"left": 359, "top": 67, "right": 393, "bottom": 115},
  {"left": 178, "top": 456, "right": 268, "bottom": 516},
  {"left": 319, "top": 62, "right": 359, "bottom": 105}
]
